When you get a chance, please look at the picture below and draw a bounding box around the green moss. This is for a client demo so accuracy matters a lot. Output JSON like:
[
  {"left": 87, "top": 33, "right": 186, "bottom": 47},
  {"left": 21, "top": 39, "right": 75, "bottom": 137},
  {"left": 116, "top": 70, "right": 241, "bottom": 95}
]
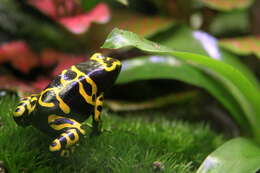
[{"left": 0, "top": 96, "right": 224, "bottom": 173}]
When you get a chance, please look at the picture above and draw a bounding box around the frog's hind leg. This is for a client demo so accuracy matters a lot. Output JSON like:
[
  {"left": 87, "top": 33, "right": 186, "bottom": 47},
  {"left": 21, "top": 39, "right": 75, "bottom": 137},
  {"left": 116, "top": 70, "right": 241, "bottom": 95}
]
[
  {"left": 48, "top": 115, "right": 86, "bottom": 157},
  {"left": 92, "top": 93, "right": 104, "bottom": 135}
]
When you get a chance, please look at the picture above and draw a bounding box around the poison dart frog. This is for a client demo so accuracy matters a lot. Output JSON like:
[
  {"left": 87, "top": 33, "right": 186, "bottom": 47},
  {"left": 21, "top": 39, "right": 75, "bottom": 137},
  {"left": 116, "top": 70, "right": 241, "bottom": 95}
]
[{"left": 13, "top": 53, "right": 121, "bottom": 157}]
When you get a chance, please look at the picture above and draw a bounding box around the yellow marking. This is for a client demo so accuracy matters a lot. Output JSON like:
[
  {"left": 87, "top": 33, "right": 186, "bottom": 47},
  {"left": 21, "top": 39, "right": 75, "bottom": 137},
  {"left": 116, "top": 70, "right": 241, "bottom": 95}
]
[
  {"left": 49, "top": 139, "right": 61, "bottom": 152},
  {"left": 94, "top": 94, "right": 103, "bottom": 121},
  {"left": 38, "top": 89, "right": 55, "bottom": 108},
  {"left": 27, "top": 103, "right": 36, "bottom": 114},
  {"left": 60, "top": 149, "right": 70, "bottom": 157},
  {"left": 59, "top": 66, "right": 98, "bottom": 108},
  {"left": 56, "top": 96, "right": 70, "bottom": 114},
  {"left": 61, "top": 133, "right": 71, "bottom": 147},
  {"left": 39, "top": 55, "right": 104, "bottom": 113},
  {"left": 90, "top": 53, "right": 121, "bottom": 72},
  {"left": 48, "top": 115, "right": 85, "bottom": 135},
  {"left": 63, "top": 129, "right": 79, "bottom": 148},
  {"left": 30, "top": 96, "right": 38, "bottom": 102},
  {"left": 70, "top": 66, "right": 97, "bottom": 105},
  {"left": 60, "top": 69, "right": 68, "bottom": 86},
  {"left": 13, "top": 105, "right": 25, "bottom": 117},
  {"left": 14, "top": 94, "right": 39, "bottom": 117},
  {"left": 39, "top": 88, "right": 71, "bottom": 114}
]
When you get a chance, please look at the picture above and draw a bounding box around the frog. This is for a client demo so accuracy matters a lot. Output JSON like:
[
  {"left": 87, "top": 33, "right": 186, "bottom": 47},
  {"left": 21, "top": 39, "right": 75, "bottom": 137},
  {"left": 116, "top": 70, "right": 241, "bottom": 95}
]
[{"left": 13, "top": 53, "right": 121, "bottom": 157}]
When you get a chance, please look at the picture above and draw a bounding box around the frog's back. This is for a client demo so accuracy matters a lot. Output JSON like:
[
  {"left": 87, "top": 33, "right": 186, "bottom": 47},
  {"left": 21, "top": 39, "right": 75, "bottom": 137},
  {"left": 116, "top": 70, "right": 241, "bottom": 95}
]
[
  {"left": 37, "top": 62, "right": 99, "bottom": 120},
  {"left": 36, "top": 53, "right": 121, "bottom": 121}
]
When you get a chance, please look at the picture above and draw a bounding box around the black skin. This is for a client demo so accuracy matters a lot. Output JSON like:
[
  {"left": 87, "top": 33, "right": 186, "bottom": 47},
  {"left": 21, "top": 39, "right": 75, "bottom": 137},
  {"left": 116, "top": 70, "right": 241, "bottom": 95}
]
[{"left": 13, "top": 53, "right": 121, "bottom": 157}]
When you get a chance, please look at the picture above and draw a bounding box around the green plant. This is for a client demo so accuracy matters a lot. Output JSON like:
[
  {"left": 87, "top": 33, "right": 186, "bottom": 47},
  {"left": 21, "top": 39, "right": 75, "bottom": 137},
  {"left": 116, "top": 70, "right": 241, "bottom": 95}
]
[
  {"left": 0, "top": 95, "right": 223, "bottom": 172},
  {"left": 102, "top": 28, "right": 260, "bottom": 173}
]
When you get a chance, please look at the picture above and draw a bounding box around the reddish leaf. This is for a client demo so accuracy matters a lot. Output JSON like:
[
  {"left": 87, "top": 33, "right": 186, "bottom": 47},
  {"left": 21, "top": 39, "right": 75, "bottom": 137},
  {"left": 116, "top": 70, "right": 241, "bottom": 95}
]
[
  {"left": 0, "top": 41, "right": 39, "bottom": 73},
  {"left": 52, "top": 57, "right": 85, "bottom": 76},
  {"left": 59, "top": 3, "right": 110, "bottom": 34},
  {"left": 220, "top": 36, "right": 260, "bottom": 58},
  {"left": 0, "top": 76, "right": 39, "bottom": 96},
  {"left": 28, "top": 0, "right": 110, "bottom": 34},
  {"left": 197, "top": 0, "right": 254, "bottom": 11},
  {"left": 40, "top": 48, "right": 86, "bottom": 69},
  {"left": 0, "top": 40, "right": 90, "bottom": 95},
  {"left": 40, "top": 48, "right": 73, "bottom": 66},
  {"left": 27, "top": 0, "right": 57, "bottom": 18},
  {"left": 86, "top": 10, "right": 174, "bottom": 50},
  {"left": 32, "top": 77, "right": 51, "bottom": 90}
]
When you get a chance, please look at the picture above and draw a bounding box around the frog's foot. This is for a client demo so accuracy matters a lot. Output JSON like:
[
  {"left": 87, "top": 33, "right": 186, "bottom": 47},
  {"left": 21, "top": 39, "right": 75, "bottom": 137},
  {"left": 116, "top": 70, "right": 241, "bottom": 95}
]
[
  {"left": 48, "top": 115, "right": 86, "bottom": 156},
  {"left": 91, "top": 93, "right": 104, "bottom": 136},
  {"left": 49, "top": 128, "right": 84, "bottom": 157},
  {"left": 85, "top": 123, "right": 111, "bottom": 137},
  {"left": 59, "top": 147, "right": 76, "bottom": 157},
  {"left": 90, "top": 117, "right": 107, "bottom": 137}
]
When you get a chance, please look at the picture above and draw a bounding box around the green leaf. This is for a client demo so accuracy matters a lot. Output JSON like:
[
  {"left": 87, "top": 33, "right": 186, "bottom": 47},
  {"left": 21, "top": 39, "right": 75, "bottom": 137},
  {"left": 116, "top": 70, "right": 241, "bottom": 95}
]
[
  {"left": 80, "top": 0, "right": 100, "bottom": 11},
  {"left": 116, "top": 55, "right": 249, "bottom": 128},
  {"left": 86, "top": 10, "right": 175, "bottom": 50},
  {"left": 197, "top": 138, "right": 260, "bottom": 173},
  {"left": 196, "top": 0, "right": 254, "bottom": 11},
  {"left": 154, "top": 26, "right": 208, "bottom": 55},
  {"left": 102, "top": 28, "right": 260, "bottom": 142},
  {"left": 220, "top": 36, "right": 260, "bottom": 58},
  {"left": 153, "top": 26, "right": 259, "bottom": 88},
  {"left": 115, "top": 0, "right": 128, "bottom": 5},
  {"left": 117, "top": 55, "right": 248, "bottom": 131}
]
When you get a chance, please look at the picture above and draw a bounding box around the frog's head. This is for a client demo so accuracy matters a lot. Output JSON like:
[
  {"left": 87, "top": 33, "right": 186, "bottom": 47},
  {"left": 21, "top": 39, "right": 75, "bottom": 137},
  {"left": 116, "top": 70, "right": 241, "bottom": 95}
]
[
  {"left": 13, "top": 94, "right": 38, "bottom": 126},
  {"left": 90, "top": 53, "right": 122, "bottom": 91}
]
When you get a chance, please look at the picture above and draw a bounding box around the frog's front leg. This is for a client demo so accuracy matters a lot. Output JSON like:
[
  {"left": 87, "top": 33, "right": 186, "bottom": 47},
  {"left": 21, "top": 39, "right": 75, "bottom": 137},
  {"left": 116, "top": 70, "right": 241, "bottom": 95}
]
[
  {"left": 48, "top": 115, "right": 86, "bottom": 156},
  {"left": 92, "top": 93, "right": 104, "bottom": 135}
]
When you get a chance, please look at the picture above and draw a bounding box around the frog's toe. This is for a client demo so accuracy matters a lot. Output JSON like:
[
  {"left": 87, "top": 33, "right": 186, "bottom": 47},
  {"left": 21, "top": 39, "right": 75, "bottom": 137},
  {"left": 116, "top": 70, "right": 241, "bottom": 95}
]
[
  {"left": 49, "top": 139, "right": 61, "bottom": 153},
  {"left": 60, "top": 149, "right": 71, "bottom": 157}
]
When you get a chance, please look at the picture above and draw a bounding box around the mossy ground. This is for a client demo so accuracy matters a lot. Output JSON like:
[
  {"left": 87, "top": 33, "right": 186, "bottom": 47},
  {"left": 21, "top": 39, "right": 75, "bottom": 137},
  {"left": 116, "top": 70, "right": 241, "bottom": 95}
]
[{"left": 0, "top": 95, "right": 224, "bottom": 173}]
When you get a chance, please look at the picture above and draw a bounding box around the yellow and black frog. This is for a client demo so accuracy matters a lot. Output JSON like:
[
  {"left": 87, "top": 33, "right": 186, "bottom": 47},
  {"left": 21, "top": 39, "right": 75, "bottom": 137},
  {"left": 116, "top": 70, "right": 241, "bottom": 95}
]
[{"left": 13, "top": 53, "right": 121, "bottom": 157}]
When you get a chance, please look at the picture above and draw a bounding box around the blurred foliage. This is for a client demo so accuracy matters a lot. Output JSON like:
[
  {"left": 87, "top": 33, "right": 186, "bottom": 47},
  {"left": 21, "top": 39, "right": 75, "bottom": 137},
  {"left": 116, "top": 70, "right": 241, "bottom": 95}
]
[
  {"left": 195, "top": 0, "right": 255, "bottom": 11},
  {"left": 80, "top": 0, "right": 100, "bottom": 11},
  {"left": 0, "top": 0, "right": 79, "bottom": 51},
  {"left": 0, "top": 0, "right": 260, "bottom": 172},
  {"left": 209, "top": 10, "right": 250, "bottom": 36},
  {"left": 220, "top": 36, "right": 260, "bottom": 58}
]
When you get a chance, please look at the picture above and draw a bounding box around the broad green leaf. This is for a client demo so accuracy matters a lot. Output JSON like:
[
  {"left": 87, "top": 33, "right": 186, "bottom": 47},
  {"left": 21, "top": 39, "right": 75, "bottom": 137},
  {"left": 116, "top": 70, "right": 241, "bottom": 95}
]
[
  {"left": 102, "top": 28, "right": 260, "bottom": 142},
  {"left": 220, "top": 36, "right": 260, "bottom": 58},
  {"left": 153, "top": 27, "right": 259, "bottom": 88},
  {"left": 196, "top": 0, "right": 254, "bottom": 11},
  {"left": 197, "top": 138, "right": 260, "bottom": 173},
  {"left": 220, "top": 50, "right": 259, "bottom": 88},
  {"left": 154, "top": 26, "right": 208, "bottom": 55},
  {"left": 115, "top": 55, "right": 248, "bottom": 130}
]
